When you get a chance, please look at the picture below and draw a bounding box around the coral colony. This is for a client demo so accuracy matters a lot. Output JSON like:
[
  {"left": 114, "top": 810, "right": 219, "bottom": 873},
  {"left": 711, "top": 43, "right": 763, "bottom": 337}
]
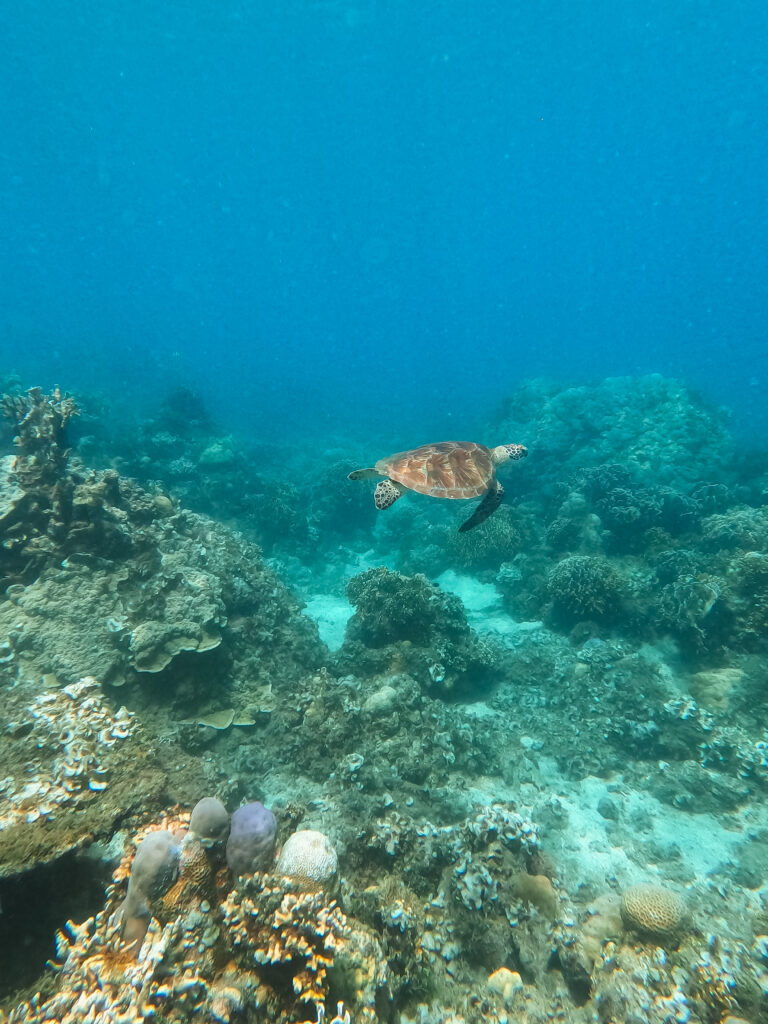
[{"left": 2, "top": 378, "right": 768, "bottom": 1023}]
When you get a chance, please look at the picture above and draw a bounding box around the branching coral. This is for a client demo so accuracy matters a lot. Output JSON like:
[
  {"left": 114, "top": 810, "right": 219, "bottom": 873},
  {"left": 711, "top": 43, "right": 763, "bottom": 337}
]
[
  {"left": 341, "top": 566, "right": 498, "bottom": 693},
  {"left": 2, "top": 386, "right": 79, "bottom": 490},
  {"left": 345, "top": 567, "right": 467, "bottom": 647},
  {"left": 223, "top": 876, "right": 350, "bottom": 1009},
  {"left": 547, "top": 555, "right": 624, "bottom": 622}
]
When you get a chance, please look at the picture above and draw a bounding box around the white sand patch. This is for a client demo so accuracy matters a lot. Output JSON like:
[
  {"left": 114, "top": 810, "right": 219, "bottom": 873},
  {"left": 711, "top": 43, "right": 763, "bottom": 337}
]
[
  {"left": 302, "top": 594, "right": 353, "bottom": 651},
  {"left": 437, "top": 568, "right": 502, "bottom": 614},
  {"left": 456, "top": 732, "right": 752, "bottom": 898},
  {"left": 293, "top": 548, "right": 391, "bottom": 651},
  {"left": 436, "top": 568, "right": 544, "bottom": 645},
  {"left": 526, "top": 767, "right": 744, "bottom": 892}
]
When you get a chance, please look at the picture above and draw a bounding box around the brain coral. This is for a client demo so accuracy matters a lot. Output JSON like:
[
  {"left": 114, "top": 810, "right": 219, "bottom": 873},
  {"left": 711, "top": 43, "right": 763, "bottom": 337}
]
[
  {"left": 276, "top": 829, "right": 338, "bottom": 887},
  {"left": 620, "top": 883, "right": 686, "bottom": 938}
]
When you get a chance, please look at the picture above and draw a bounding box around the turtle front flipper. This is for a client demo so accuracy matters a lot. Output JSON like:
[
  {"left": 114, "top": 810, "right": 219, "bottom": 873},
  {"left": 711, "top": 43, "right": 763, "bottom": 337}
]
[
  {"left": 348, "top": 468, "right": 380, "bottom": 480},
  {"left": 459, "top": 481, "right": 504, "bottom": 532},
  {"left": 374, "top": 479, "right": 405, "bottom": 510}
]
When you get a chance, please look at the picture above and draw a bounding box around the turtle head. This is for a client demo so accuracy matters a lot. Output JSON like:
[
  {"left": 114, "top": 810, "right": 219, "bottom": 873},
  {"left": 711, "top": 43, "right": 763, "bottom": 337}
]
[{"left": 492, "top": 443, "right": 528, "bottom": 466}]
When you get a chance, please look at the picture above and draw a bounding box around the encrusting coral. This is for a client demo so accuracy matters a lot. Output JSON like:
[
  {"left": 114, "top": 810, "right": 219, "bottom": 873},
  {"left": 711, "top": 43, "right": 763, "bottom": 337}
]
[{"left": 0, "top": 676, "right": 149, "bottom": 877}]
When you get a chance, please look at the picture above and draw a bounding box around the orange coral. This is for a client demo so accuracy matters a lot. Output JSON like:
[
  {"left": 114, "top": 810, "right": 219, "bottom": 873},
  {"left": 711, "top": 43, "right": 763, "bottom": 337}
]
[{"left": 223, "top": 874, "right": 350, "bottom": 1010}]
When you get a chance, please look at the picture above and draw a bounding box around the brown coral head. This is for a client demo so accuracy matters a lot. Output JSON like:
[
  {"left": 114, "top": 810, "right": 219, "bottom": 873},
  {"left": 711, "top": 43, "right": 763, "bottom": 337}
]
[{"left": 620, "top": 883, "right": 687, "bottom": 939}]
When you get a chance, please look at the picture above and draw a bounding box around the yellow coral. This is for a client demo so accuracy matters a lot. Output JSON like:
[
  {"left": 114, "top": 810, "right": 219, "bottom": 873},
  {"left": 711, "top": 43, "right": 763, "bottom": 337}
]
[
  {"left": 222, "top": 875, "right": 350, "bottom": 1010},
  {"left": 620, "top": 883, "right": 686, "bottom": 938}
]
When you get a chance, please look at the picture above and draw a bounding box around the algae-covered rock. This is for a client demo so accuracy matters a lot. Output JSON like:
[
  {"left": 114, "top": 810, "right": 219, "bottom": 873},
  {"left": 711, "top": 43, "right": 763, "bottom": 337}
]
[
  {"left": 0, "top": 447, "right": 323, "bottom": 690},
  {"left": 0, "top": 677, "right": 166, "bottom": 878},
  {"left": 496, "top": 374, "right": 733, "bottom": 491},
  {"left": 338, "top": 566, "right": 500, "bottom": 693}
]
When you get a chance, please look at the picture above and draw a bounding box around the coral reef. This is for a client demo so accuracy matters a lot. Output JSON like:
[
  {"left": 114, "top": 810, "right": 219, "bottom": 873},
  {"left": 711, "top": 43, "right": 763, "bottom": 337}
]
[
  {"left": 1, "top": 386, "right": 79, "bottom": 491},
  {"left": 1, "top": 806, "right": 381, "bottom": 1024},
  {"left": 4, "top": 374, "right": 768, "bottom": 1024},
  {"left": 222, "top": 876, "right": 351, "bottom": 1011},
  {"left": 546, "top": 554, "right": 624, "bottom": 623},
  {"left": 0, "top": 676, "right": 159, "bottom": 878}
]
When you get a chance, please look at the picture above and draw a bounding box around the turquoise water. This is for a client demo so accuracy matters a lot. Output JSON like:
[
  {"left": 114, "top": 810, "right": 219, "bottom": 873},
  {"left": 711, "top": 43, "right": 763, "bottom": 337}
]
[{"left": 2, "top": 1, "right": 767, "bottom": 443}]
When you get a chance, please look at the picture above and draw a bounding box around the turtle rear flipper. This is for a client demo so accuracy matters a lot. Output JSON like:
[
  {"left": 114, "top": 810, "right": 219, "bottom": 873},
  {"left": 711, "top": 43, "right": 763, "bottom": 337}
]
[
  {"left": 374, "top": 479, "right": 404, "bottom": 510},
  {"left": 348, "top": 468, "right": 380, "bottom": 480},
  {"left": 459, "top": 482, "right": 503, "bottom": 532}
]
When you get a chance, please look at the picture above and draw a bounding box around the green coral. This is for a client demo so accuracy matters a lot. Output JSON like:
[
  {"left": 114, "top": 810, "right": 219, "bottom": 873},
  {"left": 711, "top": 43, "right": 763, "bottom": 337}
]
[
  {"left": 345, "top": 567, "right": 468, "bottom": 647},
  {"left": 547, "top": 555, "right": 623, "bottom": 621},
  {"left": 340, "top": 567, "right": 498, "bottom": 693}
]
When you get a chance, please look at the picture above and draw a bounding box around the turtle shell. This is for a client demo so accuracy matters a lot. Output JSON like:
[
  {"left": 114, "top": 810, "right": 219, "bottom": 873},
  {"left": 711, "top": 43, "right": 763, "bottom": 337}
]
[{"left": 376, "top": 441, "right": 494, "bottom": 499}]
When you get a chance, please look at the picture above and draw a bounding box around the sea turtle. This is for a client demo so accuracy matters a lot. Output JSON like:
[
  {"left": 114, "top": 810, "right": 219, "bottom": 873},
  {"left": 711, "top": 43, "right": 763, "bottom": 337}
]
[{"left": 349, "top": 441, "right": 528, "bottom": 532}]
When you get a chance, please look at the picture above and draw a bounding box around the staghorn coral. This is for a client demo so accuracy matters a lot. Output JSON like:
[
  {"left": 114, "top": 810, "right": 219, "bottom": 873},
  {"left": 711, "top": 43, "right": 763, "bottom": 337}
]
[{"left": 3, "top": 914, "right": 204, "bottom": 1024}]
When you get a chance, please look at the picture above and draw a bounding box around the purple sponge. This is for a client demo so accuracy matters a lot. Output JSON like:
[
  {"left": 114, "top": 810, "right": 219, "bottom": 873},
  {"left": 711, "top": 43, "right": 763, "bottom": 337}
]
[{"left": 226, "top": 801, "right": 277, "bottom": 875}]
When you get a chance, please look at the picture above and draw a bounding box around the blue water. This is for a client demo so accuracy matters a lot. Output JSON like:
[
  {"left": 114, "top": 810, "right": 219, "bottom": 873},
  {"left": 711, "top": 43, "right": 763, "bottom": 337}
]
[{"left": 1, "top": 1, "right": 766, "bottom": 444}]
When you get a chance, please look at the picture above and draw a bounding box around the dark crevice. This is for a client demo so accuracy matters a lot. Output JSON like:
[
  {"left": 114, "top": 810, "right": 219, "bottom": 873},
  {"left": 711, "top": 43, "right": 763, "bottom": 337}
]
[{"left": 0, "top": 851, "right": 108, "bottom": 1002}]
